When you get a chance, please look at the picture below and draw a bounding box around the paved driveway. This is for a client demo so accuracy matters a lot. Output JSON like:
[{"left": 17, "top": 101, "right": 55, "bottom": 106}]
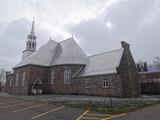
[
  {"left": 0, "top": 97, "right": 125, "bottom": 120},
  {"left": 113, "top": 104, "right": 160, "bottom": 120}
]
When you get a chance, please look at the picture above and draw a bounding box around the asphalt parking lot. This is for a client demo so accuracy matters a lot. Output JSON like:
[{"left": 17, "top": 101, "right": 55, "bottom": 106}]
[{"left": 0, "top": 97, "right": 125, "bottom": 120}]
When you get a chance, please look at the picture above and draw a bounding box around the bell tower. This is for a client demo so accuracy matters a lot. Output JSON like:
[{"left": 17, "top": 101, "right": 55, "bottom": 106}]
[{"left": 22, "top": 19, "right": 37, "bottom": 60}]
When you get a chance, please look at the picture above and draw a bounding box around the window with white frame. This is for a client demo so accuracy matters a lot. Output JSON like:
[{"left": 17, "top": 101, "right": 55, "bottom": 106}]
[
  {"left": 9, "top": 77, "right": 12, "bottom": 87},
  {"left": 64, "top": 67, "right": 71, "bottom": 84},
  {"left": 22, "top": 72, "right": 26, "bottom": 86},
  {"left": 51, "top": 70, "right": 55, "bottom": 85},
  {"left": 103, "top": 77, "right": 108, "bottom": 88},
  {"left": 85, "top": 80, "right": 90, "bottom": 88},
  {"left": 15, "top": 73, "right": 19, "bottom": 86}
]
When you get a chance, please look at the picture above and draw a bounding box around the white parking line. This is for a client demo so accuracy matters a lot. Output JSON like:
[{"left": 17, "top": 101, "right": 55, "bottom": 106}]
[
  {"left": 31, "top": 106, "right": 64, "bottom": 119},
  {"left": 101, "top": 113, "right": 126, "bottom": 120},
  {"left": 76, "top": 110, "right": 89, "bottom": 120}
]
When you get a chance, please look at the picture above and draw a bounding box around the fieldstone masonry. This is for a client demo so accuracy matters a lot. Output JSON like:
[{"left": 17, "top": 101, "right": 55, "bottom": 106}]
[
  {"left": 6, "top": 41, "right": 140, "bottom": 97},
  {"left": 5, "top": 21, "right": 140, "bottom": 97}
]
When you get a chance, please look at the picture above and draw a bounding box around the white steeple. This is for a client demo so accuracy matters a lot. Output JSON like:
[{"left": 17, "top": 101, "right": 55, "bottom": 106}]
[
  {"left": 22, "top": 19, "right": 37, "bottom": 60},
  {"left": 31, "top": 19, "right": 35, "bottom": 34}
]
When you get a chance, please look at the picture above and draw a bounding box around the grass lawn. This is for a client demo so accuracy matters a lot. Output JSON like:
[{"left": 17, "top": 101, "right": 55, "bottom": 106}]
[
  {"left": 1, "top": 93, "right": 160, "bottom": 114},
  {"left": 65, "top": 100, "right": 160, "bottom": 114}
]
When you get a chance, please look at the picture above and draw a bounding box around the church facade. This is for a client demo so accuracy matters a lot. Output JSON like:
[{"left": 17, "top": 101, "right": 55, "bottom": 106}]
[{"left": 6, "top": 21, "right": 140, "bottom": 97}]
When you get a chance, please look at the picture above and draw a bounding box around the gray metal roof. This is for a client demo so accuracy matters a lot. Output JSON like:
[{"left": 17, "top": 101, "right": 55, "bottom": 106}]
[
  {"left": 51, "top": 38, "right": 88, "bottom": 66},
  {"left": 15, "top": 37, "right": 124, "bottom": 76},
  {"left": 14, "top": 38, "right": 88, "bottom": 68},
  {"left": 77, "top": 48, "right": 124, "bottom": 77},
  {"left": 14, "top": 40, "right": 58, "bottom": 68}
]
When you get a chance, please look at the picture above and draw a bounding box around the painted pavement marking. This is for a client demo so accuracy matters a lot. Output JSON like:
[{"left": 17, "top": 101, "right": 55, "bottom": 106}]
[
  {"left": 13, "top": 103, "right": 46, "bottom": 112},
  {"left": 76, "top": 111, "right": 126, "bottom": 120},
  {"left": 76, "top": 110, "right": 89, "bottom": 120},
  {"left": 1, "top": 102, "right": 34, "bottom": 108},
  {"left": 82, "top": 116, "right": 103, "bottom": 119},
  {"left": 87, "top": 113, "right": 113, "bottom": 117},
  {"left": 31, "top": 106, "right": 64, "bottom": 120},
  {"left": 101, "top": 113, "right": 126, "bottom": 120}
]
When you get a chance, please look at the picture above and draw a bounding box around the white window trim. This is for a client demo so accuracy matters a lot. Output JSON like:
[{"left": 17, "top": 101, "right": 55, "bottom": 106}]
[
  {"left": 9, "top": 77, "right": 12, "bottom": 87},
  {"left": 22, "top": 72, "right": 26, "bottom": 86},
  {"left": 15, "top": 73, "right": 19, "bottom": 87},
  {"left": 85, "top": 80, "right": 91, "bottom": 88},
  {"left": 64, "top": 67, "right": 71, "bottom": 84},
  {"left": 103, "top": 77, "right": 109, "bottom": 88},
  {"left": 51, "top": 70, "right": 55, "bottom": 85}
]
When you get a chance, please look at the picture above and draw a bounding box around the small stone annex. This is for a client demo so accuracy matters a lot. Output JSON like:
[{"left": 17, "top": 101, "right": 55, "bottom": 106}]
[{"left": 6, "top": 20, "right": 141, "bottom": 97}]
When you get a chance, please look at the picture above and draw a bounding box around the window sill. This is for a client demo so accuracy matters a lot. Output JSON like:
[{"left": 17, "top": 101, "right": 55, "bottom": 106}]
[
  {"left": 102, "top": 86, "right": 109, "bottom": 89},
  {"left": 85, "top": 87, "right": 91, "bottom": 89}
]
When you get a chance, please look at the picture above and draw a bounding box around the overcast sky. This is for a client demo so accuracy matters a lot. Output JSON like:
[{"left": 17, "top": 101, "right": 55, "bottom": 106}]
[{"left": 0, "top": 0, "right": 160, "bottom": 69}]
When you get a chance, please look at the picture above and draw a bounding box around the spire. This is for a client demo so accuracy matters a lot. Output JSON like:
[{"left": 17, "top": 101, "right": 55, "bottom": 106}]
[
  {"left": 30, "top": 18, "right": 35, "bottom": 34},
  {"left": 23, "top": 19, "right": 37, "bottom": 60}
]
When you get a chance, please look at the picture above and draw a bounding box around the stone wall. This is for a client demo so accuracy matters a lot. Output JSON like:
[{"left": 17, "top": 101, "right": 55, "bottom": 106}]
[
  {"left": 6, "top": 65, "right": 48, "bottom": 95},
  {"left": 5, "top": 42, "right": 141, "bottom": 98},
  {"left": 118, "top": 41, "right": 141, "bottom": 97},
  {"left": 26, "top": 65, "right": 48, "bottom": 94},
  {"left": 6, "top": 67, "right": 29, "bottom": 95},
  {"left": 74, "top": 74, "right": 123, "bottom": 97},
  {"left": 6, "top": 65, "right": 83, "bottom": 95},
  {"left": 47, "top": 65, "right": 83, "bottom": 94}
]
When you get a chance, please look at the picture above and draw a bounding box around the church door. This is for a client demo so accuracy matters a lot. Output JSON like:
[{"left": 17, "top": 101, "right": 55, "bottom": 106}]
[{"left": 31, "top": 79, "right": 43, "bottom": 95}]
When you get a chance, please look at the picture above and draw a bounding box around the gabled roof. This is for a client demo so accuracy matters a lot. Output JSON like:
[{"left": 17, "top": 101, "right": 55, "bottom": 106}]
[
  {"left": 51, "top": 38, "right": 88, "bottom": 66},
  {"left": 77, "top": 48, "right": 124, "bottom": 77},
  {"left": 14, "top": 38, "right": 88, "bottom": 68},
  {"left": 14, "top": 40, "right": 58, "bottom": 68}
]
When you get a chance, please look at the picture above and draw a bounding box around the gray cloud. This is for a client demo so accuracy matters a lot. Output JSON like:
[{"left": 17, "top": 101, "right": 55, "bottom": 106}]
[
  {"left": 0, "top": 18, "right": 49, "bottom": 69},
  {"left": 1, "top": 0, "right": 160, "bottom": 69},
  {"left": 70, "top": 19, "right": 114, "bottom": 55},
  {"left": 70, "top": 0, "right": 160, "bottom": 63}
]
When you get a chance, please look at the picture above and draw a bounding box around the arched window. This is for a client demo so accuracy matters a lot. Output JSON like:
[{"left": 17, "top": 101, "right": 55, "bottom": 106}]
[
  {"left": 64, "top": 66, "right": 71, "bottom": 84},
  {"left": 15, "top": 73, "right": 19, "bottom": 86},
  {"left": 32, "top": 43, "right": 34, "bottom": 49},
  {"left": 22, "top": 72, "right": 26, "bottom": 86},
  {"left": 51, "top": 70, "right": 55, "bottom": 85},
  {"left": 29, "top": 43, "right": 31, "bottom": 48}
]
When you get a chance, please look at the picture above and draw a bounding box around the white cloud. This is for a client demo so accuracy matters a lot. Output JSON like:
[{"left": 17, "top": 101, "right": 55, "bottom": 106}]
[{"left": 0, "top": 0, "right": 160, "bottom": 69}]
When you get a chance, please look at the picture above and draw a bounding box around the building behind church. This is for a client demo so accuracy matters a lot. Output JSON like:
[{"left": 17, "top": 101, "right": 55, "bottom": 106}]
[{"left": 6, "top": 20, "right": 140, "bottom": 97}]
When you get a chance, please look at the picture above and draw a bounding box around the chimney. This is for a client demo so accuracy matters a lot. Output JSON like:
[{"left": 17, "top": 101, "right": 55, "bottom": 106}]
[{"left": 121, "top": 41, "right": 130, "bottom": 49}]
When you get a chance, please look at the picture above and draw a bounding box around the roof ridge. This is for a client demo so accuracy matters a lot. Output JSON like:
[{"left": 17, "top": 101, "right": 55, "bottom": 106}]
[
  {"left": 89, "top": 48, "right": 123, "bottom": 57},
  {"left": 49, "top": 39, "right": 58, "bottom": 43},
  {"left": 59, "top": 37, "right": 73, "bottom": 43}
]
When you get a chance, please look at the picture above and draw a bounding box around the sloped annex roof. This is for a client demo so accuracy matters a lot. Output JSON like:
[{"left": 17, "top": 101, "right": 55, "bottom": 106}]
[
  {"left": 14, "top": 38, "right": 88, "bottom": 68},
  {"left": 77, "top": 48, "right": 124, "bottom": 77}
]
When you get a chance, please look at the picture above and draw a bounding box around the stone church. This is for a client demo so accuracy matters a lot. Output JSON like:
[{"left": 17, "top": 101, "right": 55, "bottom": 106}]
[{"left": 6, "top": 20, "right": 140, "bottom": 97}]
